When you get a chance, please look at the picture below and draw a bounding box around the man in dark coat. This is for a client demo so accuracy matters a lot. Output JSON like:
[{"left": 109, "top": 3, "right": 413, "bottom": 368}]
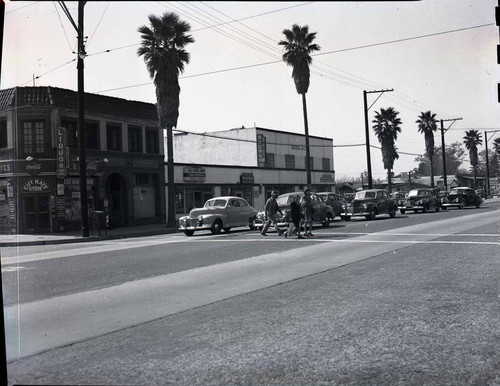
[
  {"left": 261, "top": 191, "right": 284, "bottom": 236},
  {"left": 284, "top": 194, "right": 303, "bottom": 239}
]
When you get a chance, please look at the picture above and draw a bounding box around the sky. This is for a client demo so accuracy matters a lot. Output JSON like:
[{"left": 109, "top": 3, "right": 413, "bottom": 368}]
[{"left": 3, "top": 0, "right": 499, "bottom": 180}]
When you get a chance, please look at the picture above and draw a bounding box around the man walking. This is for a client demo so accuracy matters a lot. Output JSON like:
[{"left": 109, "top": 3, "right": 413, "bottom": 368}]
[{"left": 261, "top": 191, "right": 284, "bottom": 236}]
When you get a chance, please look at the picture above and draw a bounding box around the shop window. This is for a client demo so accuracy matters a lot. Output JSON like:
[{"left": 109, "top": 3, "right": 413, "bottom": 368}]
[
  {"left": 61, "top": 119, "right": 78, "bottom": 148},
  {"left": 322, "top": 157, "right": 330, "bottom": 171},
  {"left": 22, "top": 120, "right": 47, "bottom": 157},
  {"left": 145, "top": 128, "right": 159, "bottom": 154},
  {"left": 107, "top": 123, "right": 122, "bottom": 151},
  {"left": 264, "top": 153, "right": 275, "bottom": 168},
  {"left": 0, "top": 120, "right": 7, "bottom": 149},
  {"left": 134, "top": 173, "right": 151, "bottom": 185},
  {"left": 128, "top": 125, "right": 142, "bottom": 153},
  {"left": 285, "top": 154, "right": 295, "bottom": 169}
]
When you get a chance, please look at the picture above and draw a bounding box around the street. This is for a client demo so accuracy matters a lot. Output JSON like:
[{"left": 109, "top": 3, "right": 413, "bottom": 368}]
[{"left": 2, "top": 201, "right": 500, "bottom": 385}]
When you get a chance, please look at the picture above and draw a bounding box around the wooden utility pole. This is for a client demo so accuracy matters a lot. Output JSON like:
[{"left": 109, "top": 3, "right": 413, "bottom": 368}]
[{"left": 439, "top": 118, "right": 462, "bottom": 191}]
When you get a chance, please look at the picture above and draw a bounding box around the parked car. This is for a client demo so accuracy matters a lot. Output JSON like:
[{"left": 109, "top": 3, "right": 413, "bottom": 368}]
[
  {"left": 253, "top": 191, "right": 335, "bottom": 229},
  {"left": 437, "top": 191, "right": 450, "bottom": 208},
  {"left": 340, "top": 189, "right": 397, "bottom": 220},
  {"left": 178, "top": 196, "right": 258, "bottom": 236},
  {"left": 317, "top": 192, "right": 345, "bottom": 217},
  {"left": 398, "top": 188, "right": 441, "bottom": 214},
  {"left": 441, "top": 187, "right": 482, "bottom": 209}
]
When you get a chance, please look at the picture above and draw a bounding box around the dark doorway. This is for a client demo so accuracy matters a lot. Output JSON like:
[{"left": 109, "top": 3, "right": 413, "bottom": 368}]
[
  {"left": 106, "top": 173, "right": 127, "bottom": 227},
  {"left": 24, "top": 195, "right": 50, "bottom": 233}
]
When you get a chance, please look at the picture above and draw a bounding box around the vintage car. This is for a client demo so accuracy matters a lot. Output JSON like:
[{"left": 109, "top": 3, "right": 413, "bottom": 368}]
[
  {"left": 340, "top": 189, "right": 397, "bottom": 221},
  {"left": 178, "top": 196, "right": 258, "bottom": 236},
  {"left": 317, "top": 192, "right": 345, "bottom": 217},
  {"left": 253, "top": 191, "right": 335, "bottom": 229},
  {"left": 441, "top": 187, "right": 482, "bottom": 209},
  {"left": 437, "top": 191, "right": 450, "bottom": 208},
  {"left": 398, "top": 188, "right": 441, "bottom": 214}
]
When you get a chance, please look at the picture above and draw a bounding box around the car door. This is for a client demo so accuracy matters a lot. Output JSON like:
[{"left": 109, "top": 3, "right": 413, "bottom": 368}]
[
  {"left": 376, "top": 191, "right": 388, "bottom": 214},
  {"left": 236, "top": 198, "right": 251, "bottom": 225},
  {"left": 226, "top": 199, "right": 241, "bottom": 226},
  {"left": 311, "top": 194, "right": 323, "bottom": 221}
]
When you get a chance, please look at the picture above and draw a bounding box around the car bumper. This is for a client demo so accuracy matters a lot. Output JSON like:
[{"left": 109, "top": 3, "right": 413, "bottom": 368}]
[
  {"left": 340, "top": 210, "right": 370, "bottom": 217},
  {"left": 399, "top": 205, "right": 424, "bottom": 211}
]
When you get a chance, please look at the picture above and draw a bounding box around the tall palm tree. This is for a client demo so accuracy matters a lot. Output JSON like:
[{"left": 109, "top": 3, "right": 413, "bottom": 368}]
[
  {"left": 463, "top": 130, "right": 483, "bottom": 189},
  {"left": 278, "top": 24, "right": 320, "bottom": 187},
  {"left": 138, "top": 12, "right": 194, "bottom": 228},
  {"left": 416, "top": 111, "right": 438, "bottom": 187},
  {"left": 372, "top": 107, "right": 402, "bottom": 193}
]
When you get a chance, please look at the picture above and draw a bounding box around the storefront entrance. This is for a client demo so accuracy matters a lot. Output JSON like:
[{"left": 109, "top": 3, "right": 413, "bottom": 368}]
[
  {"left": 106, "top": 173, "right": 128, "bottom": 227},
  {"left": 24, "top": 195, "right": 51, "bottom": 233}
]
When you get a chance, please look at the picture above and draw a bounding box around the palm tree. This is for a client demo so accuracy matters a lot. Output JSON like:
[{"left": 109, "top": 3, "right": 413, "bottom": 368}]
[
  {"left": 372, "top": 107, "right": 402, "bottom": 193},
  {"left": 463, "top": 130, "right": 483, "bottom": 189},
  {"left": 138, "top": 12, "right": 194, "bottom": 228},
  {"left": 416, "top": 111, "right": 438, "bottom": 187},
  {"left": 278, "top": 24, "right": 320, "bottom": 187}
]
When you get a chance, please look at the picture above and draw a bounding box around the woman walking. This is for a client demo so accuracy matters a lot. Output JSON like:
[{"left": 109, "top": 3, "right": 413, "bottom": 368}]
[
  {"left": 284, "top": 195, "right": 303, "bottom": 239},
  {"left": 300, "top": 188, "right": 314, "bottom": 237}
]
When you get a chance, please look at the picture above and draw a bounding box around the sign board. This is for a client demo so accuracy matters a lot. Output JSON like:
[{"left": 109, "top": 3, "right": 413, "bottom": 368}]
[
  {"left": 319, "top": 174, "right": 335, "bottom": 183},
  {"left": 291, "top": 145, "right": 306, "bottom": 151},
  {"left": 0, "top": 161, "right": 13, "bottom": 175},
  {"left": 183, "top": 166, "right": 206, "bottom": 182},
  {"left": 22, "top": 178, "right": 50, "bottom": 193},
  {"left": 56, "top": 127, "right": 68, "bottom": 179},
  {"left": 256, "top": 134, "right": 266, "bottom": 166},
  {"left": 240, "top": 173, "right": 255, "bottom": 184}
]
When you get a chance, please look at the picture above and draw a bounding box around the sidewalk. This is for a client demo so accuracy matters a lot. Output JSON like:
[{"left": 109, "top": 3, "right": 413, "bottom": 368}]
[{"left": 0, "top": 223, "right": 177, "bottom": 247}]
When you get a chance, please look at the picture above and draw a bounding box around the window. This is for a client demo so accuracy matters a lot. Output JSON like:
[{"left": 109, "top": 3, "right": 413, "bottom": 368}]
[
  {"left": 322, "top": 157, "right": 330, "bottom": 171},
  {"left": 0, "top": 120, "right": 7, "bottom": 149},
  {"left": 22, "top": 120, "right": 46, "bottom": 157},
  {"left": 107, "top": 123, "right": 122, "bottom": 151},
  {"left": 134, "top": 173, "right": 151, "bottom": 185},
  {"left": 86, "top": 122, "right": 99, "bottom": 149},
  {"left": 305, "top": 156, "right": 314, "bottom": 170},
  {"left": 61, "top": 119, "right": 78, "bottom": 148},
  {"left": 128, "top": 125, "right": 142, "bottom": 153},
  {"left": 285, "top": 154, "right": 295, "bottom": 169},
  {"left": 145, "top": 128, "right": 159, "bottom": 153},
  {"left": 265, "top": 153, "right": 275, "bottom": 168}
]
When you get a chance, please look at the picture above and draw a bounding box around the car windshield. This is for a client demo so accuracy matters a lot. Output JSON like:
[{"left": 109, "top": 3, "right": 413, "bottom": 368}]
[
  {"left": 354, "top": 191, "right": 376, "bottom": 200},
  {"left": 204, "top": 199, "right": 227, "bottom": 208},
  {"left": 451, "top": 189, "right": 468, "bottom": 195},
  {"left": 408, "top": 190, "right": 425, "bottom": 197}
]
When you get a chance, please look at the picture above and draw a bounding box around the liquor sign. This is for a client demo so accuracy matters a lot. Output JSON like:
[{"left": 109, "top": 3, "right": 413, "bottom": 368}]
[
  {"left": 240, "top": 173, "right": 255, "bottom": 184},
  {"left": 22, "top": 178, "right": 51, "bottom": 193},
  {"left": 183, "top": 166, "right": 206, "bottom": 182},
  {"left": 56, "top": 127, "right": 68, "bottom": 179},
  {"left": 256, "top": 134, "right": 266, "bottom": 166}
]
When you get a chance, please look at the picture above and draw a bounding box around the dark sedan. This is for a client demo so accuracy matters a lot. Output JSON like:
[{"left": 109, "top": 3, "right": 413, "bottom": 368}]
[
  {"left": 340, "top": 189, "right": 397, "bottom": 221},
  {"left": 398, "top": 188, "right": 441, "bottom": 214},
  {"left": 441, "top": 187, "right": 482, "bottom": 209}
]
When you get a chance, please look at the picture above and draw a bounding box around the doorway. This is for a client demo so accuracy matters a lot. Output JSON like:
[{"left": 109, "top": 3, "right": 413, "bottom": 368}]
[
  {"left": 106, "top": 173, "right": 128, "bottom": 227},
  {"left": 24, "top": 195, "right": 50, "bottom": 233}
]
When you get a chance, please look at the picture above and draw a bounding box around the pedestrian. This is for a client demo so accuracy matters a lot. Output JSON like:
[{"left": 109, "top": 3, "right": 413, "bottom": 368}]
[
  {"left": 261, "top": 191, "right": 284, "bottom": 236},
  {"left": 284, "top": 195, "right": 303, "bottom": 239},
  {"left": 300, "top": 188, "right": 314, "bottom": 237}
]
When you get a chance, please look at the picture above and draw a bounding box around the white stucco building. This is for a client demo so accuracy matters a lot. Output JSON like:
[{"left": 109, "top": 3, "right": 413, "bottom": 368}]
[{"left": 170, "top": 126, "right": 335, "bottom": 215}]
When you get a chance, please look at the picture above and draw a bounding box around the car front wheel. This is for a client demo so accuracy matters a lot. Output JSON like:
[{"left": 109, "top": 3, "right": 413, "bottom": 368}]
[
  {"left": 400, "top": 209, "right": 406, "bottom": 214},
  {"left": 211, "top": 220, "right": 222, "bottom": 234},
  {"left": 458, "top": 198, "right": 466, "bottom": 209},
  {"left": 184, "top": 230, "right": 195, "bottom": 236},
  {"left": 365, "top": 209, "right": 376, "bottom": 220}
]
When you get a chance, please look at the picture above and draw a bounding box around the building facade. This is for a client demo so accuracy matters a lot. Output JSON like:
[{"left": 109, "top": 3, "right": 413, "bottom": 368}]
[
  {"left": 0, "top": 87, "right": 166, "bottom": 234},
  {"left": 172, "top": 127, "right": 335, "bottom": 214}
]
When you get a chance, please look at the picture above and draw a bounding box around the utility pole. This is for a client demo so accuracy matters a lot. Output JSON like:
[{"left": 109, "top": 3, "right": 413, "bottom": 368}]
[
  {"left": 485, "top": 130, "right": 500, "bottom": 197},
  {"left": 59, "top": 1, "right": 89, "bottom": 237},
  {"left": 439, "top": 117, "right": 462, "bottom": 192},
  {"left": 363, "top": 88, "right": 393, "bottom": 189}
]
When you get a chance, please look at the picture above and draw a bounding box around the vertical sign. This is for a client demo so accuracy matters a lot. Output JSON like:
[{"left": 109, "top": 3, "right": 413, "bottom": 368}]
[
  {"left": 56, "top": 127, "right": 68, "bottom": 179},
  {"left": 256, "top": 134, "right": 266, "bottom": 167}
]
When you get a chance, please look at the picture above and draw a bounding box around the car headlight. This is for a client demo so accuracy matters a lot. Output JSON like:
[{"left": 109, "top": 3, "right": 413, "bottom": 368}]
[
  {"left": 197, "top": 215, "right": 204, "bottom": 225},
  {"left": 361, "top": 203, "right": 367, "bottom": 209}
]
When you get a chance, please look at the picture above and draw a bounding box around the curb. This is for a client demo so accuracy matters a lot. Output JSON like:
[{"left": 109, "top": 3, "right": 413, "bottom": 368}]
[{"left": 0, "top": 228, "right": 178, "bottom": 247}]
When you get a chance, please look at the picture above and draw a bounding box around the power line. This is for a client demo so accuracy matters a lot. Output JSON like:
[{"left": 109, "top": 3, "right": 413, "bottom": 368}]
[
  {"left": 86, "top": 1, "right": 111, "bottom": 49},
  {"left": 5, "top": 1, "right": 40, "bottom": 14}
]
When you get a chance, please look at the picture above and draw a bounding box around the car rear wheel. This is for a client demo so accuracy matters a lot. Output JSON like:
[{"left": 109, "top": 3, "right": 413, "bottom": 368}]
[
  {"left": 422, "top": 204, "right": 428, "bottom": 213},
  {"left": 435, "top": 204, "right": 440, "bottom": 212},
  {"left": 322, "top": 218, "right": 330, "bottom": 227},
  {"left": 184, "top": 230, "right": 195, "bottom": 236},
  {"left": 211, "top": 220, "right": 222, "bottom": 234},
  {"left": 389, "top": 207, "right": 396, "bottom": 218},
  {"left": 249, "top": 224, "right": 256, "bottom": 231},
  {"left": 400, "top": 209, "right": 406, "bottom": 215}
]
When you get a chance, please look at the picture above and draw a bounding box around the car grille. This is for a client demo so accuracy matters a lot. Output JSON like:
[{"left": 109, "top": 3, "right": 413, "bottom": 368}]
[{"left": 188, "top": 218, "right": 199, "bottom": 227}]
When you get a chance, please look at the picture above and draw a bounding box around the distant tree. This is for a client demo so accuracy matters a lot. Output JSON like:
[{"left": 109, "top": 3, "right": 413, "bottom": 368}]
[
  {"left": 372, "top": 107, "right": 402, "bottom": 193},
  {"left": 416, "top": 111, "right": 438, "bottom": 187},
  {"left": 278, "top": 24, "right": 320, "bottom": 187},
  {"left": 137, "top": 12, "right": 194, "bottom": 227},
  {"left": 414, "top": 142, "right": 465, "bottom": 177},
  {"left": 494, "top": 138, "right": 500, "bottom": 156},
  {"left": 463, "top": 130, "right": 483, "bottom": 189}
]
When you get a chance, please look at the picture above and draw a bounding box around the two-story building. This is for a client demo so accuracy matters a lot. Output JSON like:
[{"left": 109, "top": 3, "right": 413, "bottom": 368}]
[
  {"left": 0, "top": 86, "right": 166, "bottom": 234},
  {"left": 172, "top": 126, "right": 335, "bottom": 214}
]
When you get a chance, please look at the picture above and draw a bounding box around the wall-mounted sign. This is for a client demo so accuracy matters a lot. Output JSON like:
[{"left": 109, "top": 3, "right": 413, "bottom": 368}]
[
  {"left": 56, "top": 127, "right": 68, "bottom": 179},
  {"left": 240, "top": 173, "right": 255, "bottom": 184},
  {"left": 25, "top": 161, "right": 43, "bottom": 176},
  {"left": 0, "top": 161, "right": 13, "bottom": 175},
  {"left": 183, "top": 166, "right": 206, "bottom": 182},
  {"left": 256, "top": 134, "right": 266, "bottom": 166},
  {"left": 22, "top": 178, "right": 51, "bottom": 193},
  {"left": 291, "top": 145, "right": 306, "bottom": 151},
  {"left": 319, "top": 174, "right": 335, "bottom": 183}
]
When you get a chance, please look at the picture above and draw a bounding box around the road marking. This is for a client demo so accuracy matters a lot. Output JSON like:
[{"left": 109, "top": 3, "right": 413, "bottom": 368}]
[{"left": 1, "top": 266, "right": 32, "bottom": 273}]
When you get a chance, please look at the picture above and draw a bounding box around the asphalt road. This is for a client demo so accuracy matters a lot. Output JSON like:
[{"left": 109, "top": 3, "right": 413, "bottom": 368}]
[{"left": 3, "top": 201, "right": 500, "bottom": 385}]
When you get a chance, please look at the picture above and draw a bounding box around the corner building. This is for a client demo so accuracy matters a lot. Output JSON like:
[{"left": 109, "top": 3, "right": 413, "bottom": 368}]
[
  {"left": 0, "top": 87, "right": 166, "bottom": 234},
  {"left": 172, "top": 126, "right": 335, "bottom": 215}
]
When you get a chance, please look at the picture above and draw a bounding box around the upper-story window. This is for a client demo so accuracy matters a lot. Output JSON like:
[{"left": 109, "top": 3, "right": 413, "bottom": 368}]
[
  {"left": 285, "top": 154, "right": 295, "bottom": 169},
  {"left": 128, "top": 125, "right": 142, "bottom": 153},
  {"left": 22, "top": 120, "right": 47, "bottom": 157},
  {"left": 322, "top": 157, "right": 331, "bottom": 171},
  {"left": 265, "top": 153, "right": 275, "bottom": 168},
  {"left": 0, "top": 120, "right": 7, "bottom": 149},
  {"left": 107, "top": 123, "right": 122, "bottom": 151},
  {"left": 60, "top": 119, "right": 99, "bottom": 149},
  {"left": 145, "top": 128, "right": 159, "bottom": 154}
]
